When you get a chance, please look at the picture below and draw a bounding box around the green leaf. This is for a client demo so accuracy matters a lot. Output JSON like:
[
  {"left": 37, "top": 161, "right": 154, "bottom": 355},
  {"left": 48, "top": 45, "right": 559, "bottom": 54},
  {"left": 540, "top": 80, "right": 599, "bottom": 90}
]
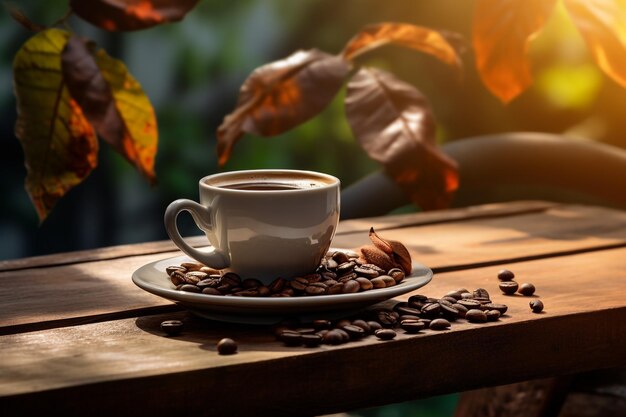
[{"left": 13, "top": 28, "right": 99, "bottom": 221}]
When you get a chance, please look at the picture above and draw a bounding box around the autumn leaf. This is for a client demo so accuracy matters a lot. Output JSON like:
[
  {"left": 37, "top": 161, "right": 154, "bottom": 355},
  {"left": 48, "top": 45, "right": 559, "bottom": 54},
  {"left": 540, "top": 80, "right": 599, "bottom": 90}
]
[
  {"left": 473, "top": 0, "right": 558, "bottom": 103},
  {"left": 69, "top": 0, "right": 200, "bottom": 31},
  {"left": 564, "top": 0, "right": 626, "bottom": 89},
  {"left": 62, "top": 35, "right": 157, "bottom": 182},
  {"left": 345, "top": 67, "right": 458, "bottom": 211},
  {"left": 13, "top": 29, "right": 99, "bottom": 221},
  {"left": 343, "top": 22, "right": 462, "bottom": 72},
  {"left": 217, "top": 49, "right": 350, "bottom": 166}
]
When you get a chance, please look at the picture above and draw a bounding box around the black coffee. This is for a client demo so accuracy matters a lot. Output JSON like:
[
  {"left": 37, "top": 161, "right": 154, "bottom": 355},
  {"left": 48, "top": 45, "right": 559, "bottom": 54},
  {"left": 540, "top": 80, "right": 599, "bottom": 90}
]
[{"left": 220, "top": 182, "right": 304, "bottom": 191}]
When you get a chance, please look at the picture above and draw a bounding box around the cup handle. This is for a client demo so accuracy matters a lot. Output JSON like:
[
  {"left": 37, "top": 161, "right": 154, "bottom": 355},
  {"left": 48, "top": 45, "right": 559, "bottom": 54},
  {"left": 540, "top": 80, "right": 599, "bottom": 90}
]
[{"left": 164, "top": 199, "right": 230, "bottom": 269}]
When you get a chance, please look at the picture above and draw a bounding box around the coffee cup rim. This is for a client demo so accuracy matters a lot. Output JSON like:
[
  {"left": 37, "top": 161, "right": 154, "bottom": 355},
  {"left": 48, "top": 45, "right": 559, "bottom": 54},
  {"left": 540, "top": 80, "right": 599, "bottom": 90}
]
[{"left": 199, "top": 169, "right": 340, "bottom": 193}]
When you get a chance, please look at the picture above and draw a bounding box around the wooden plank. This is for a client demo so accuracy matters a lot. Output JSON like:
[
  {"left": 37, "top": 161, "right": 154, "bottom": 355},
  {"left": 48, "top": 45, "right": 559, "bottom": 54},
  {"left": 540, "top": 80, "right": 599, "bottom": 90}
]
[
  {"left": 1, "top": 204, "right": 625, "bottom": 334},
  {"left": 1, "top": 248, "right": 626, "bottom": 416},
  {"left": 332, "top": 204, "right": 626, "bottom": 271},
  {"left": 0, "top": 201, "right": 556, "bottom": 272}
]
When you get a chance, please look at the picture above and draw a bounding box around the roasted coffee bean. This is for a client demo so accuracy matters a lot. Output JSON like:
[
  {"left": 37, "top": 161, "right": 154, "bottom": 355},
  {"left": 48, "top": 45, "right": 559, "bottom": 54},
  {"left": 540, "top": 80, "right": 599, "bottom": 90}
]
[
  {"left": 257, "top": 286, "right": 271, "bottom": 297},
  {"left": 473, "top": 288, "right": 490, "bottom": 299},
  {"left": 323, "top": 330, "right": 344, "bottom": 345},
  {"left": 197, "top": 278, "right": 220, "bottom": 288},
  {"left": 365, "top": 264, "right": 386, "bottom": 274},
  {"left": 337, "top": 261, "right": 357, "bottom": 273},
  {"left": 313, "top": 319, "right": 331, "bottom": 330},
  {"left": 233, "top": 289, "right": 259, "bottom": 297},
  {"left": 169, "top": 270, "right": 186, "bottom": 286},
  {"left": 324, "top": 279, "right": 339, "bottom": 288},
  {"left": 377, "top": 310, "right": 399, "bottom": 327},
  {"left": 380, "top": 275, "right": 396, "bottom": 287},
  {"left": 301, "top": 334, "right": 322, "bottom": 347},
  {"left": 303, "top": 273, "right": 322, "bottom": 283},
  {"left": 343, "top": 324, "right": 365, "bottom": 339},
  {"left": 388, "top": 268, "right": 405, "bottom": 283},
  {"left": 280, "top": 288, "right": 295, "bottom": 297},
  {"left": 181, "top": 262, "right": 203, "bottom": 271},
  {"left": 160, "top": 320, "right": 184, "bottom": 336},
  {"left": 486, "top": 310, "right": 501, "bottom": 321},
  {"left": 421, "top": 303, "right": 441, "bottom": 317},
  {"left": 460, "top": 292, "right": 474, "bottom": 300},
  {"left": 335, "top": 329, "right": 350, "bottom": 343},
  {"left": 499, "top": 281, "right": 519, "bottom": 295},
  {"left": 375, "top": 329, "right": 397, "bottom": 340},
  {"left": 268, "top": 277, "right": 287, "bottom": 293},
  {"left": 530, "top": 299, "right": 544, "bottom": 313},
  {"left": 290, "top": 277, "right": 309, "bottom": 291},
  {"left": 370, "top": 277, "right": 387, "bottom": 289},
  {"left": 455, "top": 288, "right": 469, "bottom": 293},
  {"left": 166, "top": 265, "right": 186, "bottom": 276},
  {"left": 321, "top": 271, "right": 337, "bottom": 281},
  {"left": 221, "top": 272, "right": 241, "bottom": 286},
  {"left": 429, "top": 318, "right": 451, "bottom": 330},
  {"left": 338, "top": 272, "right": 358, "bottom": 283},
  {"left": 332, "top": 251, "right": 350, "bottom": 265},
  {"left": 445, "top": 290, "right": 464, "bottom": 300},
  {"left": 352, "top": 319, "right": 371, "bottom": 334},
  {"left": 399, "top": 314, "right": 421, "bottom": 322},
  {"left": 325, "top": 259, "right": 339, "bottom": 270},
  {"left": 457, "top": 299, "right": 481, "bottom": 309},
  {"left": 328, "top": 283, "right": 344, "bottom": 294},
  {"left": 367, "top": 321, "right": 383, "bottom": 333},
  {"left": 419, "top": 318, "right": 432, "bottom": 328},
  {"left": 466, "top": 309, "right": 488, "bottom": 323},
  {"left": 342, "top": 280, "right": 360, "bottom": 294},
  {"left": 356, "top": 277, "right": 373, "bottom": 291},
  {"left": 316, "top": 329, "right": 329, "bottom": 338},
  {"left": 242, "top": 278, "right": 262, "bottom": 289},
  {"left": 400, "top": 320, "right": 425, "bottom": 333},
  {"left": 295, "top": 327, "right": 316, "bottom": 335},
  {"left": 518, "top": 283, "right": 536, "bottom": 296},
  {"left": 498, "top": 269, "right": 515, "bottom": 281},
  {"left": 441, "top": 296, "right": 458, "bottom": 304},
  {"left": 439, "top": 301, "right": 460, "bottom": 320},
  {"left": 354, "top": 265, "right": 380, "bottom": 278},
  {"left": 482, "top": 303, "right": 508, "bottom": 314},
  {"left": 305, "top": 282, "right": 328, "bottom": 295},
  {"left": 474, "top": 297, "right": 492, "bottom": 304},
  {"left": 200, "top": 266, "right": 221, "bottom": 274},
  {"left": 217, "top": 338, "right": 238, "bottom": 355},
  {"left": 202, "top": 287, "right": 223, "bottom": 296},
  {"left": 408, "top": 294, "right": 428, "bottom": 304},
  {"left": 179, "top": 284, "right": 201, "bottom": 293},
  {"left": 395, "top": 305, "right": 422, "bottom": 317},
  {"left": 452, "top": 303, "right": 468, "bottom": 318},
  {"left": 279, "top": 330, "right": 302, "bottom": 346}
]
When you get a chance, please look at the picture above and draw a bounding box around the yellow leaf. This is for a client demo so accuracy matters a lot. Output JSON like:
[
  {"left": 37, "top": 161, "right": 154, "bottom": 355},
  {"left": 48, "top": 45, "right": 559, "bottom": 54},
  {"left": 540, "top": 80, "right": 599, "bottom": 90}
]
[
  {"left": 13, "top": 29, "right": 99, "bottom": 221},
  {"left": 564, "top": 0, "right": 626, "bottom": 89}
]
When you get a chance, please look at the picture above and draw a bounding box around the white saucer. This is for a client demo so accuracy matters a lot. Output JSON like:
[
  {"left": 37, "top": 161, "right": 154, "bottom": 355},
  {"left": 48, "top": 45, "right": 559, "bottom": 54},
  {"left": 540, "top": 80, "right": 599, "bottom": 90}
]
[{"left": 132, "top": 252, "right": 433, "bottom": 324}]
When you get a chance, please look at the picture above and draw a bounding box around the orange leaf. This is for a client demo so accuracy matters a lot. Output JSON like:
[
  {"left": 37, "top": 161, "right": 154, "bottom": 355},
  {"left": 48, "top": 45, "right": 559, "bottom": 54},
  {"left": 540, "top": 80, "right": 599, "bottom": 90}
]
[
  {"left": 345, "top": 67, "right": 458, "bottom": 210},
  {"left": 62, "top": 35, "right": 157, "bottom": 182},
  {"left": 69, "top": 0, "right": 199, "bottom": 31},
  {"left": 343, "top": 22, "right": 462, "bottom": 72},
  {"left": 13, "top": 29, "right": 99, "bottom": 221},
  {"left": 473, "top": 0, "right": 557, "bottom": 103},
  {"left": 217, "top": 49, "right": 350, "bottom": 166},
  {"left": 564, "top": 0, "right": 626, "bottom": 89}
]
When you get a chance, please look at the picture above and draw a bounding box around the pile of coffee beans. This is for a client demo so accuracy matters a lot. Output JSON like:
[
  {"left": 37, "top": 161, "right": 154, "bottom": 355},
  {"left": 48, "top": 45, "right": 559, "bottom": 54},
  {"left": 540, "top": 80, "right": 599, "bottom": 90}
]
[
  {"left": 273, "top": 286, "right": 509, "bottom": 347},
  {"left": 165, "top": 250, "right": 407, "bottom": 297}
]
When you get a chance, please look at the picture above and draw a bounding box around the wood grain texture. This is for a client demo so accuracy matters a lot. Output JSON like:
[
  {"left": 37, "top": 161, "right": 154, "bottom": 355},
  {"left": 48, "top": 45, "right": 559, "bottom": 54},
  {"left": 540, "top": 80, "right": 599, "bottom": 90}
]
[
  {"left": 1, "top": 203, "right": 625, "bottom": 335},
  {"left": 1, "top": 247, "right": 626, "bottom": 416}
]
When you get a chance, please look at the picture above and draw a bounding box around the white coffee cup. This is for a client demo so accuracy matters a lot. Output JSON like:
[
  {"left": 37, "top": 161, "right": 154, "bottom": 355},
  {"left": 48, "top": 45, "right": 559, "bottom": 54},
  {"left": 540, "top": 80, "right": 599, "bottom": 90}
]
[{"left": 164, "top": 169, "right": 340, "bottom": 283}]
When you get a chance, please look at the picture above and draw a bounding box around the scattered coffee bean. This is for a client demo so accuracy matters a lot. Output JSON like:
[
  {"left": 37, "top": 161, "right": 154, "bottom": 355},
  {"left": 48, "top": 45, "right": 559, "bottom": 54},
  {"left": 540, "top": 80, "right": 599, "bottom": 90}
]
[
  {"left": 301, "top": 334, "right": 322, "bottom": 347},
  {"left": 343, "top": 324, "right": 366, "bottom": 339},
  {"left": 367, "top": 321, "right": 383, "bottom": 332},
  {"left": 530, "top": 299, "right": 544, "bottom": 313},
  {"left": 313, "top": 319, "right": 331, "bottom": 330},
  {"left": 160, "top": 320, "right": 184, "bottom": 336},
  {"left": 486, "top": 310, "right": 501, "bottom": 321},
  {"left": 376, "top": 310, "right": 399, "bottom": 327},
  {"left": 400, "top": 320, "right": 425, "bottom": 333},
  {"left": 498, "top": 269, "right": 515, "bottom": 281},
  {"left": 473, "top": 288, "right": 490, "bottom": 299},
  {"left": 518, "top": 283, "right": 536, "bottom": 296},
  {"left": 352, "top": 319, "right": 371, "bottom": 334},
  {"left": 429, "top": 318, "right": 451, "bottom": 330},
  {"left": 452, "top": 303, "right": 468, "bottom": 318},
  {"left": 482, "top": 303, "right": 508, "bottom": 314},
  {"left": 375, "top": 329, "right": 397, "bottom": 340},
  {"left": 499, "top": 281, "right": 519, "bottom": 295},
  {"left": 466, "top": 309, "right": 488, "bottom": 323},
  {"left": 217, "top": 338, "right": 238, "bottom": 355},
  {"left": 457, "top": 299, "right": 481, "bottom": 309}
]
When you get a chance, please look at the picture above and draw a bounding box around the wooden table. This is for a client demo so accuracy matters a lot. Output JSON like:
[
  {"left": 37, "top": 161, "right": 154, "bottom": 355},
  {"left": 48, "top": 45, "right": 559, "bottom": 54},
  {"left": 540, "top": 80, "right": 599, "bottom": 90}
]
[{"left": 1, "top": 201, "right": 626, "bottom": 416}]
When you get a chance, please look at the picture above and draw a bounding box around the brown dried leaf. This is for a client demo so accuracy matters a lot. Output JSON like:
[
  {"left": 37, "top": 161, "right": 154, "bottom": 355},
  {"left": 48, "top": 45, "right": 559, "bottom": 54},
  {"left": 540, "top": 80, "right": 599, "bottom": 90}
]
[
  {"left": 359, "top": 245, "right": 396, "bottom": 273},
  {"left": 13, "top": 29, "right": 99, "bottom": 221},
  {"left": 345, "top": 67, "right": 458, "bottom": 211},
  {"left": 61, "top": 35, "right": 157, "bottom": 182},
  {"left": 368, "top": 228, "right": 412, "bottom": 274},
  {"left": 69, "top": 0, "right": 199, "bottom": 31},
  {"left": 217, "top": 49, "right": 350, "bottom": 166},
  {"left": 472, "top": 0, "right": 557, "bottom": 103},
  {"left": 564, "top": 0, "right": 626, "bottom": 89},
  {"left": 343, "top": 22, "right": 462, "bottom": 73}
]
